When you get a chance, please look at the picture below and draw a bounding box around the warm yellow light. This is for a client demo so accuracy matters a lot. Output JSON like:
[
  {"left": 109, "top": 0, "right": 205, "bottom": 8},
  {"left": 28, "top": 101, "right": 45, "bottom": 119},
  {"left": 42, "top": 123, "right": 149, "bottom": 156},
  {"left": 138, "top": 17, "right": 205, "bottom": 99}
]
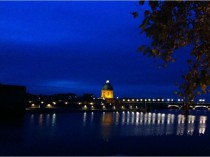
[
  {"left": 31, "top": 104, "right": 35, "bottom": 107},
  {"left": 47, "top": 104, "right": 51, "bottom": 107}
]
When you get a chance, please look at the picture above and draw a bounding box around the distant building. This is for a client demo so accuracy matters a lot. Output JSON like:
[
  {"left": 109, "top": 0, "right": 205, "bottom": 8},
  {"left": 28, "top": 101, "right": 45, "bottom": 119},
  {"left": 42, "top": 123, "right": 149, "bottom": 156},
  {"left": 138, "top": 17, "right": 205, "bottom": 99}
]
[{"left": 101, "top": 80, "right": 114, "bottom": 99}]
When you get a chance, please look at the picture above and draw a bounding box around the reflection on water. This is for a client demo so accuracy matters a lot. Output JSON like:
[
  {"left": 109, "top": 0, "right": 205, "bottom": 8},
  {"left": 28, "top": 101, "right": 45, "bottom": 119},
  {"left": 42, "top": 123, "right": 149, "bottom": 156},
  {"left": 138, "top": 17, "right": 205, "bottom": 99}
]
[
  {"left": 81, "top": 111, "right": 207, "bottom": 137},
  {"left": 101, "top": 112, "right": 113, "bottom": 140},
  {"left": 30, "top": 113, "right": 57, "bottom": 129},
  {"left": 39, "top": 114, "right": 43, "bottom": 127},
  {"left": 83, "top": 112, "right": 87, "bottom": 127},
  {"left": 199, "top": 116, "right": 206, "bottom": 135},
  {"left": 52, "top": 113, "right": 56, "bottom": 127},
  {"left": 31, "top": 111, "right": 207, "bottom": 138}
]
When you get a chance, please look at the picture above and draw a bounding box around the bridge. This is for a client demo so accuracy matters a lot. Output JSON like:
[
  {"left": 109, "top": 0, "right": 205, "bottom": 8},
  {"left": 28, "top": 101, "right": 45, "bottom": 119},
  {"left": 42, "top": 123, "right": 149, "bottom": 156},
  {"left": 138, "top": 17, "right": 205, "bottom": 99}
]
[{"left": 168, "top": 104, "right": 210, "bottom": 110}]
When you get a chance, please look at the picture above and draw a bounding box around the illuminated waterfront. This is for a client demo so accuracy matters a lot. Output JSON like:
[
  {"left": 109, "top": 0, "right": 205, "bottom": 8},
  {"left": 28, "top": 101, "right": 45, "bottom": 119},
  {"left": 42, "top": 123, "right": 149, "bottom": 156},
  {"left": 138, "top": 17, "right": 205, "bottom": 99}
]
[{"left": 0, "top": 110, "right": 210, "bottom": 155}]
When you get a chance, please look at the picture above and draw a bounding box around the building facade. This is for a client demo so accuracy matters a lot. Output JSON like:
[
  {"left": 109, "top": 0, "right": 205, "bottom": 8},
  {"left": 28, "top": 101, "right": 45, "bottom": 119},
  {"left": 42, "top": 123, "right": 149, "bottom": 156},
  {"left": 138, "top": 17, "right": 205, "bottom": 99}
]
[{"left": 101, "top": 80, "right": 114, "bottom": 99}]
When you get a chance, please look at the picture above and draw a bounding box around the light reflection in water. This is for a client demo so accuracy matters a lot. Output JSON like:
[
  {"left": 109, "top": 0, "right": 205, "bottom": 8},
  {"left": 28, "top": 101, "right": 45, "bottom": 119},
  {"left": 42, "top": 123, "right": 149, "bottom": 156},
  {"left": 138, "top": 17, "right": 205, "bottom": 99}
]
[
  {"left": 83, "top": 112, "right": 87, "bottom": 127},
  {"left": 101, "top": 112, "right": 113, "bottom": 140},
  {"left": 30, "top": 114, "right": 34, "bottom": 126},
  {"left": 140, "top": 112, "right": 143, "bottom": 124},
  {"left": 199, "top": 116, "right": 207, "bottom": 135},
  {"left": 144, "top": 113, "right": 147, "bottom": 124},
  {"left": 122, "top": 111, "right": 125, "bottom": 125},
  {"left": 34, "top": 113, "right": 57, "bottom": 128},
  {"left": 39, "top": 114, "right": 43, "bottom": 127},
  {"left": 166, "top": 114, "right": 174, "bottom": 135},
  {"left": 135, "top": 112, "right": 139, "bottom": 125},
  {"left": 131, "top": 112, "right": 135, "bottom": 125},
  {"left": 83, "top": 112, "right": 208, "bottom": 137},
  {"left": 46, "top": 114, "right": 50, "bottom": 127},
  {"left": 187, "top": 115, "right": 195, "bottom": 136},
  {"left": 33, "top": 111, "right": 208, "bottom": 139},
  {"left": 52, "top": 113, "right": 56, "bottom": 127},
  {"left": 152, "top": 113, "right": 156, "bottom": 124},
  {"left": 127, "top": 111, "right": 130, "bottom": 125},
  {"left": 115, "top": 112, "right": 119, "bottom": 124},
  {"left": 91, "top": 112, "right": 94, "bottom": 123},
  {"left": 177, "top": 115, "right": 185, "bottom": 135}
]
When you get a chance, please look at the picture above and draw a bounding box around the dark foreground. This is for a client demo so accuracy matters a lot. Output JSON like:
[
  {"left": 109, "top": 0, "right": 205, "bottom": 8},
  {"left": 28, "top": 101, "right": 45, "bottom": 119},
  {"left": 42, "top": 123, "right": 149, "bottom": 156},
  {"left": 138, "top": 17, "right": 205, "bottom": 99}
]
[{"left": 0, "top": 110, "right": 210, "bottom": 156}]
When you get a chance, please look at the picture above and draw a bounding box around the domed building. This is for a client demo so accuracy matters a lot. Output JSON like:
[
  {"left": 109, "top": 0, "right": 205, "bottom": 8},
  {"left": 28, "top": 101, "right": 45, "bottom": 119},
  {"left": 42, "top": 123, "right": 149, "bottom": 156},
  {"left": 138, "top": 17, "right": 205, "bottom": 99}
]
[{"left": 101, "top": 80, "right": 114, "bottom": 99}]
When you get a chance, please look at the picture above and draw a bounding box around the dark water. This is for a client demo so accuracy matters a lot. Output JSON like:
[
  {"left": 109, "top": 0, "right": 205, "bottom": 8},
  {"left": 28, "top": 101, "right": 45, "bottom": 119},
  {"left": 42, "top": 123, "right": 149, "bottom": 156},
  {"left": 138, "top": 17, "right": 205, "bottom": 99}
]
[{"left": 0, "top": 110, "right": 210, "bottom": 155}]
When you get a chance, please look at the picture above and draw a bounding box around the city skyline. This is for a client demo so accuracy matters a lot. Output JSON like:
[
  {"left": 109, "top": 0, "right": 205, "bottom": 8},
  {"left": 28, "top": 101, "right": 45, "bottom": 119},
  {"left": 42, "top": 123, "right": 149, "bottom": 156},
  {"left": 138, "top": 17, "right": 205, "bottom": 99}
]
[{"left": 0, "top": 1, "right": 208, "bottom": 100}]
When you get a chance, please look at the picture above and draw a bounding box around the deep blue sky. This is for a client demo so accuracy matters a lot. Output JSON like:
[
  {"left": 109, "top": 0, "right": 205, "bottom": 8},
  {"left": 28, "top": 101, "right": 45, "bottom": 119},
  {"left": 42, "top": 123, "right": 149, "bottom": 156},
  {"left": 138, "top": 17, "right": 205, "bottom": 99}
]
[{"left": 0, "top": 1, "right": 208, "bottom": 100}]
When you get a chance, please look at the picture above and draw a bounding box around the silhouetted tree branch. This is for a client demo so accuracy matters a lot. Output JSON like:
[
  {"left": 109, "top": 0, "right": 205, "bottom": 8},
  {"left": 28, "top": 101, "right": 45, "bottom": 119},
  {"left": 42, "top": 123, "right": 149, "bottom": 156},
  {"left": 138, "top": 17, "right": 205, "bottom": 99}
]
[{"left": 133, "top": 1, "right": 210, "bottom": 101}]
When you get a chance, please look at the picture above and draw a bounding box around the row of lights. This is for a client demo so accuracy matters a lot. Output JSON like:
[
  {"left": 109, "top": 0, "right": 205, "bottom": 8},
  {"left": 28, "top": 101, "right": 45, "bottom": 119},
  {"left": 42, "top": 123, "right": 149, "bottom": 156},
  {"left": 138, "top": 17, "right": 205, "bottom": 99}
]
[
  {"left": 83, "top": 105, "right": 140, "bottom": 110},
  {"left": 29, "top": 98, "right": 206, "bottom": 106},
  {"left": 31, "top": 103, "right": 53, "bottom": 108},
  {"left": 123, "top": 98, "right": 206, "bottom": 102},
  {"left": 29, "top": 101, "right": 98, "bottom": 105},
  {"left": 199, "top": 99, "right": 206, "bottom": 102},
  {"left": 123, "top": 99, "right": 168, "bottom": 102}
]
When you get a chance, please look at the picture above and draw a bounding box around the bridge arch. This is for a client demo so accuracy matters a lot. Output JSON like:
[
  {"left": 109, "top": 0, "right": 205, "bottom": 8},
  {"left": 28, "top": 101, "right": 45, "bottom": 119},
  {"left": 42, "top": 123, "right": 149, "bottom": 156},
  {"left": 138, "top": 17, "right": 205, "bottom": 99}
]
[
  {"left": 168, "top": 105, "right": 180, "bottom": 109},
  {"left": 194, "top": 106, "right": 209, "bottom": 110}
]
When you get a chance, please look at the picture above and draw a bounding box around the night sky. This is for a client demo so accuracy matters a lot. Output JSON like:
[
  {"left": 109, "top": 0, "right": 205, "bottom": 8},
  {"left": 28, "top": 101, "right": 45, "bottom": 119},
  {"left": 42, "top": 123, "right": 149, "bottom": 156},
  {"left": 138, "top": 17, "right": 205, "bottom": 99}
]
[{"left": 0, "top": 1, "right": 208, "bottom": 100}]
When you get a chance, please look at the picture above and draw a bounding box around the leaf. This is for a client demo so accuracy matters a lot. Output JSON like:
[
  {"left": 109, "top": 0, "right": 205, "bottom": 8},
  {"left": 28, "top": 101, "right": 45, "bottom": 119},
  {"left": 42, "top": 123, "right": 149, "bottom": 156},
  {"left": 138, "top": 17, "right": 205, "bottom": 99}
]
[
  {"left": 138, "top": 45, "right": 145, "bottom": 52},
  {"left": 171, "top": 58, "right": 176, "bottom": 62},
  {"left": 152, "top": 49, "right": 158, "bottom": 55},
  {"left": 201, "top": 84, "right": 207, "bottom": 93},
  {"left": 144, "top": 10, "right": 150, "bottom": 17},
  {"left": 131, "top": 12, "right": 138, "bottom": 18},
  {"left": 139, "top": 17, "right": 149, "bottom": 31},
  {"left": 139, "top": 0, "right": 145, "bottom": 5},
  {"left": 149, "top": 1, "right": 159, "bottom": 10}
]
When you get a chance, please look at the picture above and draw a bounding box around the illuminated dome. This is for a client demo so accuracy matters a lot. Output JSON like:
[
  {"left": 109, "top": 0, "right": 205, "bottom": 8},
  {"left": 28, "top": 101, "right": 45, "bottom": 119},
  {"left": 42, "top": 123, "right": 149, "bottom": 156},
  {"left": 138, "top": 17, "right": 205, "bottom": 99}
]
[{"left": 102, "top": 80, "right": 113, "bottom": 90}]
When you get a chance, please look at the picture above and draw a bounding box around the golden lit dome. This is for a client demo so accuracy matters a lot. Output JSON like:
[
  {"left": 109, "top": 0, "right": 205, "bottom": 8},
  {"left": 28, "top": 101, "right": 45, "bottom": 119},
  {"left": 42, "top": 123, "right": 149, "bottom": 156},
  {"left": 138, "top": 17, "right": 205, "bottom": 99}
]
[{"left": 102, "top": 80, "right": 113, "bottom": 90}]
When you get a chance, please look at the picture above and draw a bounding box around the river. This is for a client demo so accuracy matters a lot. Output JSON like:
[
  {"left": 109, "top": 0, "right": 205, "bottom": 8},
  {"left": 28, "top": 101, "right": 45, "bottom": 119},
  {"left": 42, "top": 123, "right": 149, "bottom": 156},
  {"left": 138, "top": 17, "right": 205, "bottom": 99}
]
[{"left": 0, "top": 109, "right": 209, "bottom": 155}]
